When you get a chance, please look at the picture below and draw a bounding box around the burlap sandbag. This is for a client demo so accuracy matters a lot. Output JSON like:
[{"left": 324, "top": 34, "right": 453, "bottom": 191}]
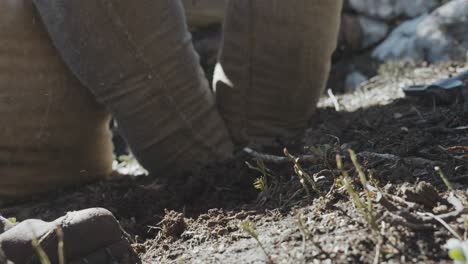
[
  {"left": 33, "top": 0, "right": 234, "bottom": 176},
  {"left": 0, "top": 1, "right": 113, "bottom": 201},
  {"left": 215, "top": 0, "right": 343, "bottom": 147},
  {"left": 182, "top": 0, "right": 227, "bottom": 31}
]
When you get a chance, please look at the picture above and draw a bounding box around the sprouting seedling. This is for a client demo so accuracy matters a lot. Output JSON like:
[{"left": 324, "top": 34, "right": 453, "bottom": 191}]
[
  {"left": 284, "top": 148, "right": 324, "bottom": 197},
  {"left": 336, "top": 153, "right": 378, "bottom": 231},
  {"left": 349, "top": 150, "right": 368, "bottom": 190},
  {"left": 241, "top": 220, "right": 272, "bottom": 263},
  {"left": 295, "top": 210, "right": 312, "bottom": 240},
  {"left": 253, "top": 176, "right": 268, "bottom": 191},
  {"left": 336, "top": 154, "right": 364, "bottom": 208},
  {"left": 56, "top": 226, "right": 65, "bottom": 264},
  {"left": 32, "top": 235, "right": 51, "bottom": 264},
  {"left": 446, "top": 238, "right": 468, "bottom": 264},
  {"left": 435, "top": 167, "right": 468, "bottom": 205},
  {"left": 31, "top": 226, "right": 65, "bottom": 264},
  {"left": 435, "top": 166, "right": 455, "bottom": 191},
  {"left": 246, "top": 160, "right": 272, "bottom": 192}
]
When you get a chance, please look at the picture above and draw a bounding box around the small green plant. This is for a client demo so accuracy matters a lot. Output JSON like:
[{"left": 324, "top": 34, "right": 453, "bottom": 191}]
[
  {"left": 32, "top": 236, "right": 51, "bottom": 264},
  {"left": 284, "top": 148, "right": 323, "bottom": 197},
  {"left": 253, "top": 176, "right": 268, "bottom": 191},
  {"left": 241, "top": 220, "right": 272, "bottom": 263},
  {"left": 435, "top": 166, "right": 468, "bottom": 206},
  {"left": 295, "top": 210, "right": 312, "bottom": 240},
  {"left": 435, "top": 167, "right": 468, "bottom": 263},
  {"left": 446, "top": 238, "right": 468, "bottom": 264},
  {"left": 31, "top": 226, "right": 65, "bottom": 264},
  {"left": 246, "top": 160, "right": 272, "bottom": 192},
  {"left": 336, "top": 152, "right": 378, "bottom": 231},
  {"left": 56, "top": 227, "right": 65, "bottom": 264},
  {"left": 435, "top": 166, "right": 455, "bottom": 191},
  {"left": 8, "top": 217, "right": 16, "bottom": 223}
]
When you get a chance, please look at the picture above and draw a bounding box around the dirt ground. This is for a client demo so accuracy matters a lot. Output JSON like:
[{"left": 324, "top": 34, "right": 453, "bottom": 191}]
[{"left": 2, "top": 62, "right": 468, "bottom": 263}]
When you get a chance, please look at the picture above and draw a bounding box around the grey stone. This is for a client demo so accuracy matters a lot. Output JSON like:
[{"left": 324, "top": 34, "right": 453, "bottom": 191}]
[
  {"left": 372, "top": 15, "right": 426, "bottom": 61},
  {"left": 372, "top": 0, "right": 468, "bottom": 63},
  {"left": 345, "top": 71, "right": 368, "bottom": 92},
  {"left": 348, "top": 0, "right": 438, "bottom": 21},
  {"left": 358, "top": 16, "right": 390, "bottom": 48}
]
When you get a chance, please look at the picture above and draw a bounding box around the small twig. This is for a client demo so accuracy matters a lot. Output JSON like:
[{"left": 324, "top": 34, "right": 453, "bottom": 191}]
[
  {"left": 358, "top": 152, "right": 399, "bottom": 162},
  {"left": 418, "top": 193, "right": 467, "bottom": 222},
  {"left": 358, "top": 151, "right": 439, "bottom": 167},
  {"left": 382, "top": 192, "right": 419, "bottom": 210},
  {"left": 454, "top": 125, "right": 468, "bottom": 131},
  {"left": 447, "top": 146, "right": 468, "bottom": 151},
  {"left": 243, "top": 147, "right": 318, "bottom": 163},
  {"left": 373, "top": 239, "right": 382, "bottom": 264},
  {"left": 327, "top": 89, "right": 341, "bottom": 111},
  {"left": 417, "top": 212, "right": 463, "bottom": 240},
  {"left": 379, "top": 211, "right": 434, "bottom": 231}
]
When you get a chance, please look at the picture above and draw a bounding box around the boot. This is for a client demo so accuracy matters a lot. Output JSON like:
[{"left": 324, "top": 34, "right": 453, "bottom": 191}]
[
  {"left": 0, "top": 208, "right": 140, "bottom": 264},
  {"left": 214, "top": 0, "right": 343, "bottom": 147},
  {"left": 32, "top": 0, "right": 234, "bottom": 177},
  {"left": 0, "top": 0, "right": 113, "bottom": 203}
]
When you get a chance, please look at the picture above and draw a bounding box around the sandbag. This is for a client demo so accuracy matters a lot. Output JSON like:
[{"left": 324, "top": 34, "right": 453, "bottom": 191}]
[
  {"left": 215, "top": 0, "right": 343, "bottom": 147},
  {"left": 182, "top": 0, "right": 227, "bottom": 31},
  {"left": 0, "top": 0, "right": 114, "bottom": 201},
  {"left": 33, "top": 0, "right": 234, "bottom": 176}
]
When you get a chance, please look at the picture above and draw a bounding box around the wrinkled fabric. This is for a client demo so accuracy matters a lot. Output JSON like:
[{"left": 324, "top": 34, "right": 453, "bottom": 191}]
[
  {"left": 0, "top": 0, "right": 113, "bottom": 201},
  {"left": 215, "top": 0, "right": 343, "bottom": 146},
  {"left": 33, "top": 0, "right": 234, "bottom": 176}
]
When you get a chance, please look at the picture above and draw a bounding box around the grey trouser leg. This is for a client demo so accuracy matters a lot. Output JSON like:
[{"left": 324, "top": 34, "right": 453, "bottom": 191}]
[
  {"left": 0, "top": 0, "right": 113, "bottom": 201},
  {"left": 33, "top": 0, "right": 234, "bottom": 175},
  {"left": 215, "top": 0, "right": 343, "bottom": 147}
]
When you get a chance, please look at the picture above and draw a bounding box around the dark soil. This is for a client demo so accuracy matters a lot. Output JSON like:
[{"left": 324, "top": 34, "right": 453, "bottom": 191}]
[{"left": 1, "top": 62, "right": 468, "bottom": 263}]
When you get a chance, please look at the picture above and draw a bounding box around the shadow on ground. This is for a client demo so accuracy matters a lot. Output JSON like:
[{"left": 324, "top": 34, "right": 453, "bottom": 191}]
[{"left": 2, "top": 79, "right": 468, "bottom": 263}]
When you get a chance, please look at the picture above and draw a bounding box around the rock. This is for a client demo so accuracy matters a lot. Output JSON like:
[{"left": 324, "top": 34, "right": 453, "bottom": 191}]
[
  {"left": 416, "top": 0, "right": 468, "bottom": 62},
  {"left": 338, "top": 15, "right": 389, "bottom": 53},
  {"left": 345, "top": 71, "right": 368, "bottom": 92},
  {"left": 348, "top": 0, "right": 438, "bottom": 21},
  {"left": 372, "top": 0, "right": 468, "bottom": 63},
  {"left": 372, "top": 15, "right": 426, "bottom": 61},
  {"left": 359, "top": 16, "right": 390, "bottom": 48}
]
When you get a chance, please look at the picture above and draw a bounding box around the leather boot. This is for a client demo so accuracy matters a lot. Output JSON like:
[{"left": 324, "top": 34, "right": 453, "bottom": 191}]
[
  {"left": 0, "top": 0, "right": 113, "bottom": 203},
  {"left": 33, "top": 0, "right": 234, "bottom": 177},
  {"left": 215, "top": 0, "right": 343, "bottom": 147}
]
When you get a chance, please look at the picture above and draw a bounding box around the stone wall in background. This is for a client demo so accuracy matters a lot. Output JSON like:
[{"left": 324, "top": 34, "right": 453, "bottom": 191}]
[
  {"left": 335, "top": 0, "right": 467, "bottom": 92},
  {"left": 344, "top": 0, "right": 468, "bottom": 63}
]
